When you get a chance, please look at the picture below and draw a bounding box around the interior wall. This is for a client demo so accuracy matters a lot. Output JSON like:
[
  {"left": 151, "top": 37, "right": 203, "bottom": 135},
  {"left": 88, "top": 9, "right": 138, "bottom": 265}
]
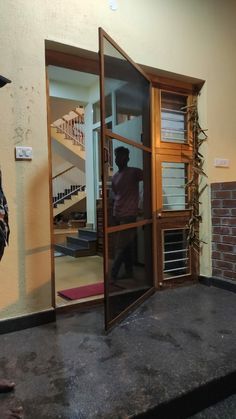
[
  {"left": 84, "top": 79, "right": 100, "bottom": 226},
  {"left": 1, "top": 0, "right": 236, "bottom": 320},
  {"left": 49, "top": 80, "right": 89, "bottom": 103},
  {"left": 50, "top": 97, "right": 82, "bottom": 123}
]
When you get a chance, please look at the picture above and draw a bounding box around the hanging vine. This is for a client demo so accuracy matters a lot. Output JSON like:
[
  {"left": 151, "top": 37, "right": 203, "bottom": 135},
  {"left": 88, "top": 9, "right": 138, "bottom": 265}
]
[{"left": 184, "top": 97, "right": 208, "bottom": 252}]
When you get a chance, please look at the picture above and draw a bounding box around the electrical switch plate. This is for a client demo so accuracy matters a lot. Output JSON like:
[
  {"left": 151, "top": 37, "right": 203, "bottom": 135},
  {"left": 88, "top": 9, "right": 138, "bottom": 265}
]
[
  {"left": 214, "top": 158, "right": 229, "bottom": 168},
  {"left": 15, "top": 146, "right": 33, "bottom": 160},
  {"left": 109, "top": 0, "right": 118, "bottom": 11}
]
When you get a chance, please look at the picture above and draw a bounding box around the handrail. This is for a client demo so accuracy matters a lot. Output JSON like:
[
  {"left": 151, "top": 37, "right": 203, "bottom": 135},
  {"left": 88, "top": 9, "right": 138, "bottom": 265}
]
[
  {"left": 52, "top": 165, "right": 75, "bottom": 180},
  {"left": 52, "top": 123, "right": 85, "bottom": 148},
  {"left": 51, "top": 106, "right": 85, "bottom": 149},
  {"left": 54, "top": 185, "right": 86, "bottom": 205},
  {"left": 52, "top": 166, "right": 86, "bottom": 204}
]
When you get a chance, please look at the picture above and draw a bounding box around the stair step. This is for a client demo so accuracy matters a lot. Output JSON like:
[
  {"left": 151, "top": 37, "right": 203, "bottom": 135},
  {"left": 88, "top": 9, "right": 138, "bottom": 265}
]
[
  {"left": 54, "top": 243, "right": 96, "bottom": 258},
  {"left": 67, "top": 236, "right": 89, "bottom": 248},
  {"left": 67, "top": 235, "right": 97, "bottom": 253},
  {"left": 79, "top": 229, "right": 97, "bottom": 240},
  {"left": 77, "top": 234, "right": 97, "bottom": 242}
]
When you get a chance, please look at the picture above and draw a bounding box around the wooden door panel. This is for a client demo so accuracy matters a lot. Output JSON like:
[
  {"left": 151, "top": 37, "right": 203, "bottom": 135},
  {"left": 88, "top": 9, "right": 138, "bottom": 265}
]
[{"left": 153, "top": 87, "right": 197, "bottom": 288}]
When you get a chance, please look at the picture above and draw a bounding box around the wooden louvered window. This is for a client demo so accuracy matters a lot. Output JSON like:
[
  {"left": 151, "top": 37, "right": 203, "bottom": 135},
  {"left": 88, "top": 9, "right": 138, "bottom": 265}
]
[
  {"left": 161, "top": 92, "right": 188, "bottom": 144},
  {"left": 161, "top": 161, "right": 189, "bottom": 211}
]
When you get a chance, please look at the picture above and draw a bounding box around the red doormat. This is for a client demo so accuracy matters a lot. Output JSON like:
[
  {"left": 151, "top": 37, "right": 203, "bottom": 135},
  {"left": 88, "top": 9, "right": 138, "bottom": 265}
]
[{"left": 58, "top": 282, "right": 104, "bottom": 300}]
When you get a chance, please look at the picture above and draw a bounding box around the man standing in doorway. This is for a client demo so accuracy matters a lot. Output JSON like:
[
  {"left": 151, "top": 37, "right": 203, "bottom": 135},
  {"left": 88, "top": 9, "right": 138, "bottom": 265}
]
[{"left": 111, "top": 146, "right": 143, "bottom": 283}]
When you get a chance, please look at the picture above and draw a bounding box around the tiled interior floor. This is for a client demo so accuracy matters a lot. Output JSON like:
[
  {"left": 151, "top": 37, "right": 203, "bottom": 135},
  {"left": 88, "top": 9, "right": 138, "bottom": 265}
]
[{"left": 55, "top": 254, "right": 104, "bottom": 307}]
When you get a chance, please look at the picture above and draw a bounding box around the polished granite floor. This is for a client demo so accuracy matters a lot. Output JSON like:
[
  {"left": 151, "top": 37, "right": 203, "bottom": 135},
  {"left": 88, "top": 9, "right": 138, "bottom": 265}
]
[
  {"left": 190, "top": 394, "right": 236, "bottom": 419},
  {"left": 0, "top": 283, "right": 236, "bottom": 418}
]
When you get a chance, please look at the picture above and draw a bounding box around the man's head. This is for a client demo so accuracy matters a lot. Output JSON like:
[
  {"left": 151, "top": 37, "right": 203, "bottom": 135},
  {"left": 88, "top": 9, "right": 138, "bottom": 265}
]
[{"left": 114, "top": 146, "right": 129, "bottom": 170}]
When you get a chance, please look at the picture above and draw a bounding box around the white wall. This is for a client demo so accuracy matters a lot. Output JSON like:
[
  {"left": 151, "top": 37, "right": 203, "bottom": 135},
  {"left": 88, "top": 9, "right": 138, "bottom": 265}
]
[
  {"left": 50, "top": 97, "right": 82, "bottom": 123},
  {"left": 49, "top": 80, "right": 89, "bottom": 103},
  {"left": 84, "top": 80, "right": 99, "bottom": 226},
  {"left": 1, "top": 0, "right": 236, "bottom": 319}
]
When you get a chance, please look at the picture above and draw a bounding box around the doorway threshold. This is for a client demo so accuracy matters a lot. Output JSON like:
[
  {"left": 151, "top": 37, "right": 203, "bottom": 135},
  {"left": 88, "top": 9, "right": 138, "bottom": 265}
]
[{"left": 56, "top": 295, "right": 104, "bottom": 314}]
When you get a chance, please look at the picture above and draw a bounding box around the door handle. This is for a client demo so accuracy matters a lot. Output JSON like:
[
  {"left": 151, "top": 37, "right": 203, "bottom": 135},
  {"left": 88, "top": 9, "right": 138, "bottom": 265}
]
[
  {"left": 157, "top": 213, "right": 162, "bottom": 219},
  {"left": 104, "top": 147, "right": 109, "bottom": 164}
]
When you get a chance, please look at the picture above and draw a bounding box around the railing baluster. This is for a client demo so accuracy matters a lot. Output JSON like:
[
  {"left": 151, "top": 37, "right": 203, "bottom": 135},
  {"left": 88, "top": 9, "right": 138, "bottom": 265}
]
[
  {"left": 52, "top": 106, "right": 85, "bottom": 149},
  {"left": 52, "top": 166, "right": 86, "bottom": 207}
]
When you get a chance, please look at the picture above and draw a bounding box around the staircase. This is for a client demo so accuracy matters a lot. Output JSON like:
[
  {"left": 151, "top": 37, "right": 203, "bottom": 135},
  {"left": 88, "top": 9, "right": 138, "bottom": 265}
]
[
  {"left": 55, "top": 228, "right": 97, "bottom": 258},
  {"left": 52, "top": 107, "right": 98, "bottom": 257},
  {"left": 51, "top": 107, "right": 85, "bottom": 163},
  {"left": 51, "top": 126, "right": 85, "bottom": 166},
  {"left": 51, "top": 107, "right": 86, "bottom": 217},
  {"left": 52, "top": 107, "right": 85, "bottom": 148},
  {"left": 53, "top": 184, "right": 86, "bottom": 217}
]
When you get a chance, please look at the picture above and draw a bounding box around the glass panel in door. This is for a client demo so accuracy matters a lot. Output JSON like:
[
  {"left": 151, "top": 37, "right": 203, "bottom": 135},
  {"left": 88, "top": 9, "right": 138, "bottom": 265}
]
[
  {"left": 105, "top": 138, "right": 152, "bottom": 227},
  {"left": 99, "top": 28, "right": 154, "bottom": 330},
  {"left": 102, "top": 34, "right": 150, "bottom": 147},
  {"left": 107, "top": 224, "right": 153, "bottom": 323}
]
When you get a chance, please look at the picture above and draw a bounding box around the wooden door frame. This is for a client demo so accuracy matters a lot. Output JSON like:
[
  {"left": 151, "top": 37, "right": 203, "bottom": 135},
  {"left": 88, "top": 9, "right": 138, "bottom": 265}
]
[
  {"left": 45, "top": 40, "right": 204, "bottom": 311},
  {"left": 153, "top": 87, "right": 201, "bottom": 288},
  {"left": 45, "top": 68, "right": 56, "bottom": 309}
]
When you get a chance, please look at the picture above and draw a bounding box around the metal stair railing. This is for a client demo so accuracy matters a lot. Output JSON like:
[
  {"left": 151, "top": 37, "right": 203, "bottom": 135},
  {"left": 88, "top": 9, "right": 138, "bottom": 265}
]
[
  {"left": 52, "top": 106, "right": 85, "bottom": 149},
  {"left": 53, "top": 185, "right": 86, "bottom": 206},
  {"left": 52, "top": 165, "right": 86, "bottom": 207}
]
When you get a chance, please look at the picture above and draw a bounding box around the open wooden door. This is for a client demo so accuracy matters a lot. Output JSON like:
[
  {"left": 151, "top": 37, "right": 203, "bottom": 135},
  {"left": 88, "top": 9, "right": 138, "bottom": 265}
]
[{"left": 99, "top": 28, "right": 155, "bottom": 330}]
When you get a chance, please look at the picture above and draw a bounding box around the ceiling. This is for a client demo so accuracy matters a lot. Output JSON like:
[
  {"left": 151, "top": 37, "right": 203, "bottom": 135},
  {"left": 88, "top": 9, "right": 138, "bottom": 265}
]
[{"left": 48, "top": 65, "right": 99, "bottom": 88}]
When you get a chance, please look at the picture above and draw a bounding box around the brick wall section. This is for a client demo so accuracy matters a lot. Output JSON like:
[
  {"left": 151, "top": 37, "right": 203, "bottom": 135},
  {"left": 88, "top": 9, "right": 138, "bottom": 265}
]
[{"left": 211, "top": 182, "right": 236, "bottom": 280}]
